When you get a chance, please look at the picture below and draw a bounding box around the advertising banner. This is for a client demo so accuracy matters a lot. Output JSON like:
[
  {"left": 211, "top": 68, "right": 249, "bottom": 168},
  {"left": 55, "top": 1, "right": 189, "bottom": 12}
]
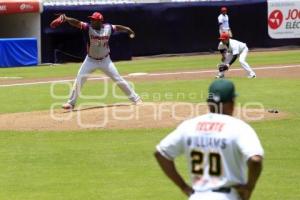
[
  {"left": 268, "top": 0, "right": 300, "bottom": 39},
  {"left": 0, "top": 0, "right": 42, "bottom": 15}
]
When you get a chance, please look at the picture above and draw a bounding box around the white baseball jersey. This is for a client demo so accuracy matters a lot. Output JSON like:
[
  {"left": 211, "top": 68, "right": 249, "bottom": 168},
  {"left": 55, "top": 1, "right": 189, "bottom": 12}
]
[
  {"left": 218, "top": 39, "right": 247, "bottom": 56},
  {"left": 156, "top": 113, "right": 264, "bottom": 192},
  {"left": 80, "top": 22, "right": 116, "bottom": 60},
  {"left": 218, "top": 14, "right": 230, "bottom": 31}
]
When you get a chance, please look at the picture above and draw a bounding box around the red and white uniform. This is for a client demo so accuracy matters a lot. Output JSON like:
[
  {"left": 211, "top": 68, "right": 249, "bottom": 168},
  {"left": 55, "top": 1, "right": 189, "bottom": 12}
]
[
  {"left": 157, "top": 113, "right": 264, "bottom": 200},
  {"left": 82, "top": 23, "right": 113, "bottom": 60},
  {"left": 67, "top": 22, "right": 140, "bottom": 106}
]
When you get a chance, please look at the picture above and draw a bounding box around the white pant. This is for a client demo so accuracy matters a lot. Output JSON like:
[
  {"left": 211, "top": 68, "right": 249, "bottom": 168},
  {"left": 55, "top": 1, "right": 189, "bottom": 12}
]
[
  {"left": 223, "top": 47, "right": 255, "bottom": 76},
  {"left": 189, "top": 189, "right": 241, "bottom": 200},
  {"left": 239, "top": 47, "right": 255, "bottom": 76},
  {"left": 68, "top": 55, "right": 139, "bottom": 106}
]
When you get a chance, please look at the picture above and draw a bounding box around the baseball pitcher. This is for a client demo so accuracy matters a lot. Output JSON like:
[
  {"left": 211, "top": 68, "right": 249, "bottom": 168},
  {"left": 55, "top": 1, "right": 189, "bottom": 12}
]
[
  {"left": 50, "top": 12, "right": 141, "bottom": 110},
  {"left": 155, "top": 79, "right": 264, "bottom": 200},
  {"left": 216, "top": 32, "right": 256, "bottom": 79}
]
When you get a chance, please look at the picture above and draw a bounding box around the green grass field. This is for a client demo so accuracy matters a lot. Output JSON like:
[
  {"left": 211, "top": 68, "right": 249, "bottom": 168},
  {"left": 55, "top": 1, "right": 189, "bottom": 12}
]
[
  {"left": 0, "top": 50, "right": 299, "bottom": 200},
  {"left": 0, "top": 49, "right": 300, "bottom": 79}
]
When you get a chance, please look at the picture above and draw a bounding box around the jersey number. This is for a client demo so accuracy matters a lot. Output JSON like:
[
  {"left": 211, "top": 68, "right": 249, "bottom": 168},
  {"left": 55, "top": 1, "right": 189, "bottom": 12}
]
[{"left": 191, "top": 150, "right": 222, "bottom": 176}]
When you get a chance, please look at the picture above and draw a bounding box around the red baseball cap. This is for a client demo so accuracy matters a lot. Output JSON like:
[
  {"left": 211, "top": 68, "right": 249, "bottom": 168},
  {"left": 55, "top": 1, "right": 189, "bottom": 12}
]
[
  {"left": 221, "top": 7, "right": 227, "bottom": 12},
  {"left": 219, "top": 32, "right": 230, "bottom": 40},
  {"left": 88, "top": 12, "right": 104, "bottom": 21}
]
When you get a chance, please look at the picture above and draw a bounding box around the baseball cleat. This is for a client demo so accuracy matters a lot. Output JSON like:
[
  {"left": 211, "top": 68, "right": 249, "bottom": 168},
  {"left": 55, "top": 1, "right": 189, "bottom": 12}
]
[
  {"left": 215, "top": 73, "right": 225, "bottom": 79},
  {"left": 62, "top": 103, "right": 74, "bottom": 110},
  {"left": 133, "top": 98, "right": 143, "bottom": 105},
  {"left": 247, "top": 74, "right": 256, "bottom": 79}
]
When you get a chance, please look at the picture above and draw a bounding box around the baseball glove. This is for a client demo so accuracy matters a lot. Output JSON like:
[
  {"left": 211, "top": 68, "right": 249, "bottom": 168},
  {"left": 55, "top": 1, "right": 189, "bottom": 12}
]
[
  {"left": 218, "top": 63, "right": 229, "bottom": 72},
  {"left": 50, "top": 14, "right": 66, "bottom": 29}
]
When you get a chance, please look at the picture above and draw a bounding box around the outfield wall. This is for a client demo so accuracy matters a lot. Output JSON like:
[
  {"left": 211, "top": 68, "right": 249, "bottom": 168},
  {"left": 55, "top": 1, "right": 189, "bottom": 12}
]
[{"left": 41, "top": 0, "right": 300, "bottom": 63}]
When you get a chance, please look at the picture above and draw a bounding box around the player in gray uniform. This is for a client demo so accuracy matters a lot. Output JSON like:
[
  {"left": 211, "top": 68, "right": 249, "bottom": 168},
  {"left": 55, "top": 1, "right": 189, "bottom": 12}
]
[{"left": 60, "top": 12, "right": 141, "bottom": 110}]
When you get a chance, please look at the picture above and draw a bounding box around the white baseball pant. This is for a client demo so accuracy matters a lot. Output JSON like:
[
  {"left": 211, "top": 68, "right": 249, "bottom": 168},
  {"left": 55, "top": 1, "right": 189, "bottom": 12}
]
[
  {"left": 239, "top": 47, "right": 255, "bottom": 76},
  {"left": 67, "top": 55, "right": 140, "bottom": 106},
  {"left": 189, "top": 189, "right": 241, "bottom": 200},
  {"left": 223, "top": 47, "right": 255, "bottom": 76}
]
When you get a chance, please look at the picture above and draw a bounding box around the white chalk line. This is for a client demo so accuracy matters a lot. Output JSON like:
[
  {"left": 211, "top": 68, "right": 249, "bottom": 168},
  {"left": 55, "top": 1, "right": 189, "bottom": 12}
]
[
  {"left": 0, "top": 77, "right": 23, "bottom": 79},
  {"left": 0, "top": 64, "right": 300, "bottom": 88}
]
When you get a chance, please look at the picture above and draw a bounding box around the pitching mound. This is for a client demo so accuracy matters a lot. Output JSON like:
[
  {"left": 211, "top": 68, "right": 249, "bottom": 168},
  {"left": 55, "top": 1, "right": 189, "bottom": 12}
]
[{"left": 0, "top": 102, "right": 287, "bottom": 131}]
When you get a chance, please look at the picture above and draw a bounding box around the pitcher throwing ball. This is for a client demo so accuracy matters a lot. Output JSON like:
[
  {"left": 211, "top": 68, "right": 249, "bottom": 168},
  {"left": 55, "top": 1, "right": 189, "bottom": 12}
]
[{"left": 50, "top": 12, "right": 141, "bottom": 110}]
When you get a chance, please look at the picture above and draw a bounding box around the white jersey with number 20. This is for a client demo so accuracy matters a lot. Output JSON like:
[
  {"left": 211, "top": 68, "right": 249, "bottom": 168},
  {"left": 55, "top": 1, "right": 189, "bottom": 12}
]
[{"left": 156, "top": 113, "right": 264, "bottom": 192}]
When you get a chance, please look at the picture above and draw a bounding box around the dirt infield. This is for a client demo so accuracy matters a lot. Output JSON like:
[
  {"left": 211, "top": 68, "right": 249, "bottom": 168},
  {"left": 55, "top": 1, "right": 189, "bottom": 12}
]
[
  {"left": 0, "top": 65, "right": 296, "bottom": 131},
  {"left": 0, "top": 102, "right": 287, "bottom": 131},
  {"left": 128, "top": 65, "right": 300, "bottom": 82}
]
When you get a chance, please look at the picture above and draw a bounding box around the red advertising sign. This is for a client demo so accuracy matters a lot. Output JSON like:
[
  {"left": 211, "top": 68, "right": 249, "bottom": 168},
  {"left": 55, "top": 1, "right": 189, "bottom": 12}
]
[
  {"left": 268, "top": 0, "right": 300, "bottom": 39},
  {"left": 0, "top": 1, "right": 42, "bottom": 15},
  {"left": 268, "top": 10, "right": 284, "bottom": 30}
]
